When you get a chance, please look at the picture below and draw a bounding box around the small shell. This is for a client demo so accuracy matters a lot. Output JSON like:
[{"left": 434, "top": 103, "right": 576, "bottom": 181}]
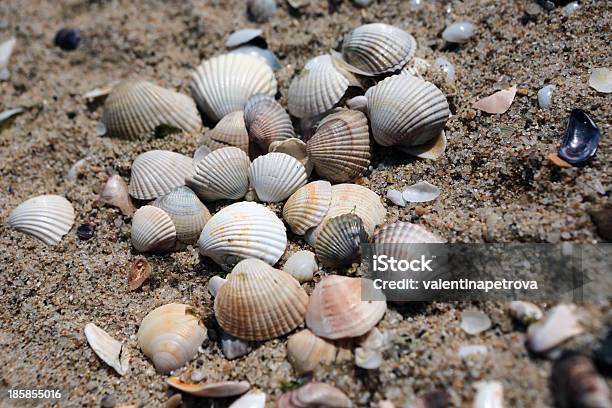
[
  {"left": 247, "top": 0, "right": 276, "bottom": 23},
  {"left": 229, "top": 46, "right": 281, "bottom": 71},
  {"left": 0, "top": 37, "right": 16, "bottom": 81},
  {"left": 198, "top": 201, "right": 287, "bottom": 270},
  {"left": 84, "top": 323, "right": 129, "bottom": 376},
  {"left": 225, "top": 29, "right": 264, "bottom": 48},
  {"left": 386, "top": 189, "right": 406, "bottom": 207},
  {"left": 589, "top": 68, "right": 612, "bottom": 93},
  {"left": 269, "top": 138, "right": 313, "bottom": 175},
  {"left": 307, "top": 109, "right": 370, "bottom": 183},
  {"left": 244, "top": 95, "right": 295, "bottom": 151},
  {"left": 373, "top": 222, "right": 444, "bottom": 245},
  {"left": 187, "top": 146, "right": 250, "bottom": 202},
  {"left": 442, "top": 22, "right": 476, "bottom": 43},
  {"left": 306, "top": 275, "right": 387, "bottom": 339},
  {"left": 8, "top": 195, "right": 75, "bottom": 245},
  {"left": 558, "top": 108, "right": 601, "bottom": 165},
  {"left": 402, "top": 181, "right": 441, "bottom": 203},
  {"left": 460, "top": 310, "right": 491, "bottom": 335},
  {"left": 152, "top": 187, "right": 211, "bottom": 245},
  {"left": 208, "top": 276, "right": 227, "bottom": 298},
  {"left": 354, "top": 347, "right": 383, "bottom": 370},
  {"left": 128, "top": 256, "right": 151, "bottom": 290},
  {"left": 473, "top": 86, "right": 516, "bottom": 114},
  {"left": 100, "top": 79, "right": 202, "bottom": 140},
  {"left": 128, "top": 150, "right": 194, "bottom": 201},
  {"left": 190, "top": 53, "right": 277, "bottom": 123},
  {"left": 283, "top": 250, "right": 317, "bottom": 283},
  {"left": 434, "top": 57, "right": 455, "bottom": 81},
  {"left": 507, "top": 301, "right": 543, "bottom": 325},
  {"left": 131, "top": 206, "right": 177, "bottom": 252},
  {"left": 282, "top": 181, "right": 333, "bottom": 235},
  {"left": 214, "top": 258, "right": 309, "bottom": 341},
  {"left": 341, "top": 23, "right": 417, "bottom": 76},
  {"left": 248, "top": 152, "right": 307, "bottom": 202},
  {"left": 230, "top": 390, "right": 266, "bottom": 408},
  {"left": 137, "top": 303, "right": 207, "bottom": 373},
  {"left": 99, "top": 175, "right": 135, "bottom": 216},
  {"left": 221, "top": 331, "right": 252, "bottom": 360},
  {"left": 473, "top": 381, "right": 503, "bottom": 408},
  {"left": 287, "top": 329, "right": 337, "bottom": 374},
  {"left": 167, "top": 377, "right": 250, "bottom": 398},
  {"left": 537, "top": 85, "right": 556, "bottom": 109},
  {"left": 527, "top": 304, "right": 583, "bottom": 354},
  {"left": 315, "top": 214, "right": 369, "bottom": 267},
  {"left": 193, "top": 145, "right": 212, "bottom": 164},
  {"left": 278, "top": 382, "right": 352, "bottom": 408},
  {"left": 201, "top": 111, "right": 249, "bottom": 154}
]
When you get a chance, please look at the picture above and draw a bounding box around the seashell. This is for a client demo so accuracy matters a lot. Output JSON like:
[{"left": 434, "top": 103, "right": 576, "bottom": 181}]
[
  {"left": 167, "top": 377, "right": 250, "bottom": 398},
  {"left": 269, "top": 138, "right": 313, "bottom": 175},
  {"left": 373, "top": 221, "right": 444, "bottom": 245},
  {"left": 187, "top": 146, "right": 250, "bottom": 202},
  {"left": 507, "top": 301, "right": 543, "bottom": 325},
  {"left": 193, "top": 145, "right": 212, "bottom": 164},
  {"left": 434, "top": 57, "right": 455, "bottom": 81},
  {"left": 152, "top": 186, "right": 211, "bottom": 245},
  {"left": 247, "top": 0, "right": 276, "bottom": 23},
  {"left": 386, "top": 189, "right": 406, "bottom": 207},
  {"left": 365, "top": 74, "right": 450, "bottom": 149},
  {"left": 244, "top": 95, "right": 295, "bottom": 151},
  {"left": 128, "top": 256, "right": 151, "bottom": 290},
  {"left": 306, "top": 109, "right": 370, "bottom": 183},
  {"left": 128, "top": 150, "right": 193, "bottom": 200},
  {"left": 558, "top": 108, "right": 601, "bottom": 165},
  {"left": 283, "top": 181, "right": 333, "bottom": 235},
  {"left": 401, "top": 131, "right": 447, "bottom": 161},
  {"left": 538, "top": 84, "right": 556, "bottom": 109},
  {"left": 84, "top": 323, "right": 129, "bottom": 376},
  {"left": 473, "top": 86, "right": 517, "bottom": 114},
  {"left": 83, "top": 83, "right": 115, "bottom": 101},
  {"left": 552, "top": 351, "right": 611, "bottom": 408},
  {"left": 221, "top": 331, "right": 252, "bottom": 360},
  {"left": 460, "top": 309, "right": 491, "bottom": 335},
  {"left": 137, "top": 303, "right": 207, "bottom": 373},
  {"left": 248, "top": 152, "right": 307, "bottom": 202},
  {"left": 527, "top": 304, "right": 583, "bottom": 354},
  {"left": 225, "top": 29, "right": 264, "bottom": 48},
  {"left": 201, "top": 111, "right": 249, "bottom": 154},
  {"left": 287, "top": 329, "right": 337, "bottom": 374},
  {"left": 229, "top": 46, "right": 281, "bottom": 71},
  {"left": 355, "top": 346, "right": 383, "bottom": 370},
  {"left": 283, "top": 250, "right": 317, "bottom": 283},
  {"left": 442, "top": 22, "right": 476, "bottom": 43},
  {"left": 0, "top": 107, "right": 24, "bottom": 124},
  {"left": 131, "top": 206, "right": 177, "bottom": 252},
  {"left": 190, "top": 53, "right": 277, "bottom": 123},
  {"left": 346, "top": 95, "right": 367, "bottom": 113},
  {"left": 8, "top": 194, "right": 75, "bottom": 246},
  {"left": 589, "top": 67, "right": 612, "bottom": 93},
  {"left": 198, "top": 201, "right": 287, "bottom": 269},
  {"left": 100, "top": 79, "right": 202, "bottom": 140},
  {"left": 306, "top": 275, "right": 386, "bottom": 339},
  {"left": 230, "top": 390, "right": 266, "bottom": 408},
  {"left": 352, "top": 0, "right": 373, "bottom": 7},
  {"left": 341, "top": 23, "right": 417, "bottom": 76},
  {"left": 473, "top": 381, "right": 503, "bottom": 408},
  {"left": 0, "top": 37, "right": 16, "bottom": 81},
  {"left": 402, "top": 181, "right": 441, "bottom": 203},
  {"left": 66, "top": 156, "right": 91, "bottom": 181},
  {"left": 208, "top": 276, "right": 227, "bottom": 298},
  {"left": 278, "top": 382, "right": 352, "bottom": 408},
  {"left": 458, "top": 344, "right": 488, "bottom": 359},
  {"left": 214, "top": 258, "right": 309, "bottom": 341},
  {"left": 315, "top": 214, "right": 369, "bottom": 267}
]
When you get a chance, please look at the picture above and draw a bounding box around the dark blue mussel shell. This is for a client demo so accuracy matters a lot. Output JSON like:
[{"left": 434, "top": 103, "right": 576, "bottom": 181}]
[
  {"left": 54, "top": 28, "right": 81, "bottom": 51},
  {"left": 558, "top": 109, "right": 601, "bottom": 165}
]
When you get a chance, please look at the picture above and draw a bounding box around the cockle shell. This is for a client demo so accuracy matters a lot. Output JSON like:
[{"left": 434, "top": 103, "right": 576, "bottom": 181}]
[
  {"left": 100, "top": 79, "right": 202, "bottom": 140},
  {"left": 315, "top": 213, "right": 369, "bottom": 267},
  {"left": 282, "top": 181, "right": 332, "bottom": 235},
  {"left": 214, "top": 258, "right": 309, "bottom": 341},
  {"left": 137, "top": 303, "right": 207, "bottom": 373},
  {"left": 201, "top": 111, "right": 249, "bottom": 154},
  {"left": 306, "top": 275, "right": 386, "bottom": 339},
  {"left": 131, "top": 205, "right": 177, "bottom": 252},
  {"left": 84, "top": 323, "right": 129, "bottom": 376},
  {"left": 230, "top": 46, "right": 281, "bottom": 71},
  {"left": 190, "top": 53, "right": 277, "bottom": 123},
  {"left": 128, "top": 150, "right": 193, "bottom": 200},
  {"left": 247, "top": 0, "right": 276, "bottom": 23},
  {"left": 287, "top": 329, "right": 337, "bottom": 374},
  {"left": 341, "top": 23, "right": 417, "bottom": 76},
  {"left": 167, "top": 377, "right": 250, "bottom": 398},
  {"left": 283, "top": 250, "right": 317, "bottom": 283},
  {"left": 373, "top": 221, "right": 444, "bottom": 245},
  {"left": 278, "top": 382, "right": 352, "bottom": 408},
  {"left": 365, "top": 73, "right": 450, "bottom": 148},
  {"left": 244, "top": 95, "right": 295, "bottom": 151},
  {"left": 152, "top": 186, "right": 211, "bottom": 245},
  {"left": 307, "top": 109, "right": 371, "bottom": 183},
  {"left": 8, "top": 195, "right": 75, "bottom": 245},
  {"left": 248, "top": 152, "right": 308, "bottom": 202},
  {"left": 99, "top": 175, "right": 135, "bottom": 216},
  {"left": 198, "top": 201, "right": 287, "bottom": 269}
]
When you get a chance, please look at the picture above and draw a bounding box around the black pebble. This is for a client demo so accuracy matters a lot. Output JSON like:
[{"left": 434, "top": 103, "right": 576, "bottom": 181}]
[
  {"left": 77, "top": 223, "right": 95, "bottom": 240},
  {"left": 54, "top": 28, "right": 81, "bottom": 51}
]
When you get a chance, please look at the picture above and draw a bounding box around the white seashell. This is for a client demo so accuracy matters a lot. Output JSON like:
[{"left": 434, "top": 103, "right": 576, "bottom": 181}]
[
  {"left": 8, "top": 195, "right": 75, "bottom": 245},
  {"left": 283, "top": 181, "right": 333, "bottom": 235},
  {"left": 442, "top": 22, "right": 476, "bottom": 43},
  {"left": 167, "top": 377, "right": 250, "bottom": 398},
  {"left": 229, "top": 46, "right": 281, "bottom": 71},
  {"left": 537, "top": 85, "right": 556, "bottom": 109},
  {"left": 0, "top": 107, "right": 24, "bottom": 124},
  {"left": 131, "top": 206, "right": 177, "bottom": 252},
  {"left": 128, "top": 150, "right": 193, "bottom": 200},
  {"left": 201, "top": 111, "right": 249, "bottom": 154},
  {"left": 402, "top": 181, "right": 441, "bottom": 203},
  {"left": 473, "top": 381, "right": 503, "bottom": 408},
  {"left": 221, "top": 331, "right": 252, "bottom": 360},
  {"left": 589, "top": 68, "right": 612, "bottom": 94},
  {"left": 355, "top": 347, "right": 383, "bottom": 370},
  {"left": 244, "top": 95, "right": 295, "bottom": 151},
  {"left": 208, "top": 276, "right": 227, "bottom": 298},
  {"left": 398, "top": 130, "right": 447, "bottom": 160},
  {"left": 459, "top": 344, "right": 488, "bottom": 359},
  {"left": 287, "top": 329, "right": 337, "bottom": 374},
  {"left": 190, "top": 53, "right": 277, "bottom": 123},
  {"left": 225, "top": 29, "right": 264, "bottom": 48},
  {"left": 386, "top": 189, "right": 406, "bottom": 207},
  {"left": 346, "top": 95, "right": 368, "bottom": 113},
  {"left": 0, "top": 37, "right": 16, "bottom": 81},
  {"left": 527, "top": 304, "right": 583, "bottom": 353},
  {"left": 315, "top": 213, "right": 369, "bottom": 267},
  {"left": 434, "top": 57, "right": 455, "bottom": 81},
  {"left": 198, "top": 201, "right": 287, "bottom": 270},
  {"left": 187, "top": 146, "right": 250, "bottom": 202},
  {"left": 473, "top": 86, "right": 517, "bottom": 114},
  {"left": 248, "top": 152, "right": 307, "bottom": 202},
  {"left": 269, "top": 138, "right": 313, "bottom": 176},
  {"left": 99, "top": 175, "right": 135, "bottom": 216},
  {"left": 230, "top": 390, "right": 267, "bottom": 408},
  {"left": 83, "top": 84, "right": 114, "bottom": 100},
  {"left": 193, "top": 145, "right": 212, "bottom": 164},
  {"left": 461, "top": 309, "right": 491, "bottom": 335},
  {"left": 100, "top": 79, "right": 202, "bottom": 140},
  {"left": 373, "top": 221, "right": 444, "bottom": 245},
  {"left": 507, "top": 301, "right": 543, "bottom": 325},
  {"left": 247, "top": 0, "right": 276, "bottom": 23},
  {"left": 278, "top": 382, "right": 352, "bottom": 407},
  {"left": 562, "top": 1, "right": 580, "bottom": 16},
  {"left": 137, "top": 303, "right": 207, "bottom": 373},
  {"left": 283, "top": 250, "right": 317, "bottom": 283},
  {"left": 84, "top": 323, "right": 129, "bottom": 376},
  {"left": 409, "top": 0, "right": 423, "bottom": 10}
]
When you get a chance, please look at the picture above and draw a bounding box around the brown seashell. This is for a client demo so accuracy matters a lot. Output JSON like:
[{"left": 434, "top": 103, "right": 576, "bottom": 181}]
[
  {"left": 201, "top": 111, "right": 249, "bottom": 154},
  {"left": 278, "top": 382, "right": 352, "bottom": 408},
  {"left": 99, "top": 175, "right": 135, "bottom": 216},
  {"left": 287, "top": 329, "right": 337, "bottom": 374},
  {"left": 128, "top": 256, "right": 151, "bottom": 290},
  {"left": 314, "top": 213, "right": 369, "bottom": 267},
  {"left": 167, "top": 377, "right": 250, "bottom": 398},
  {"left": 244, "top": 95, "right": 295, "bottom": 151},
  {"left": 282, "top": 181, "right": 333, "bottom": 235}
]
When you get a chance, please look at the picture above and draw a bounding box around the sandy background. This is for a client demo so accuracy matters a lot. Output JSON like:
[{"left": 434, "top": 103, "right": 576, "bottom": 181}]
[{"left": 0, "top": 0, "right": 610, "bottom": 406}]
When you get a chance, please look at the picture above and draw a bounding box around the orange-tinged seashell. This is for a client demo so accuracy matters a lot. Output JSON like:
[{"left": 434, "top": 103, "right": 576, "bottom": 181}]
[{"left": 167, "top": 377, "right": 250, "bottom": 398}]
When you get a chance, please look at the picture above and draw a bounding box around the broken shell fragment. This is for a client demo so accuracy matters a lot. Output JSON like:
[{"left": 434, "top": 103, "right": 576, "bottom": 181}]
[
  {"left": 589, "top": 68, "right": 612, "bottom": 93},
  {"left": 128, "top": 256, "right": 151, "bottom": 290},
  {"left": 354, "top": 346, "right": 383, "bottom": 370},
  {"left": 230, "top": 390, "right": 266, "bottom": 408},
  {"left": 402, "top": 181, "right": 441, "bottom": 203},
  {"left": 131, "top": 206, "right": 177, "bottom": 253},
  {"left": 283, "top": 250, "right": 317, "bottom": 283},
  {"left": 201, "top": 111, "right": 249, "bottom": 154},
  {"left": 558, "top": 108, "right": 601, "bottom": 165},
  {"left": 248, "top": 152, "right": 307, "bottom": 202},
  {"left": 208, "top": 276, "right": 227, "bottom": 298},
  {"left": 386, "top": 189, "right": 406, "bottom": 207},
  {"left": 221, "top": 331, "right": 252, "bottom": 360},
  {"left": 128, "top": 150, "right": 193, "bottom": 201},
  {"left": 507, "top": 301, "right": 543, "bottom": 325},
  {"left": 527, "top": 304, "right": 583, "bottom": 354},
  {"left": 460, "top": 309, "right": 491, "bottom": 335},
  {"left": 315, "top": 213, "right": 369, "bottom": 267},
  {"left": 473, "top": 86, "right": 517, "bottom": 114},
  {"left": 287, "top": 329, "right": 337, "bottom": 374},
  {"left": 278, "top": 382, "right": 352, "bottom": 408},
  {"left": 283, "top": 181, "right": 333, "bottom": 235},
  {"left": 99, "top": 175, "right": 135, "bottom": 216},
  {"left": 84, "top": 323, "right": 129, "bottom": 376},
  {"left": 473, "top": 381, "right": 503, "bottom": 408},
  {"left": 244, "top": 95, "right": 295, "bottom": 151},
  {"left": 167, "top": 377, "right": 250, "bottom": 398}
]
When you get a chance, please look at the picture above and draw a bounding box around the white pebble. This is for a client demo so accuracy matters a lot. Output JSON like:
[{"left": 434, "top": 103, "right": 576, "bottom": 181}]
[
  {"left": 409, "top": 0, "right": 423, "bottom": 11},
  {"left": 402, "top": 181, "right": 440, "bottom": 203},
  {"left": 442, "top": 22, "right": 475, "bottom": 43},
  {"left": 507, "top": 301, "right": 543, "bottom": 325},
  {"left": 527, "top": 304, "right": 583, "bottom": 354},
  {"left": 283, "top": 250, "right": 317, "bottom": 283},
  {"left": 460, "top": 309, "right": 491, "bottom": 335},
  {"left": 355, "top": 347, "right": 383, "bottom": 370},
  {"left": 562, "top": 1, "right": 579, "bottom": 16},
  {"left": 537, "top": 84, "right": 556, "bottom": 109},
  {"left": 230, "top": 390, "right": 267, "bottom": 408},
  {"left": 386, "top": 189, "right": 406, "bottom": 207},
  {"left": 435, "top": 57, "right": 455, "bottom": 81},
  {"left": 473, "top": 381, "right": 503, "bottom": 408}
]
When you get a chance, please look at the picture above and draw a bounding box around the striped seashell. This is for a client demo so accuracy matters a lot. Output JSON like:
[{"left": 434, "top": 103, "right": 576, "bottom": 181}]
[
  {"left": 152, "top": 186, "right": 211, "bottom": 245},
  {"left": 167, "top": 377, "right": 250, "bottom": 398},
  {"left": 131, "top": 205, "right": 177, "bottom": 252},
  {"left": 307, "top": 109, "right": 370, "bottom": 183},
  {"left": 187, "top": 147, "right": 250, "bottom": 202},
  {"left": 215, "top": 258, "right": 309, "bottom": 341},
  {"left": 373, "top": 221, "right": 444, "bottom": 244},
  {"left": 282, "top": 181, "right": 332, "bottom": 235},
  {"left": 341, "top": 23, "right": 417, "bottom": 76},
  {"left": 190, "top": 53, "right": 277, "bottom": 123},
  {"left": 269, "top": 138, "right": 313, "bottom": 176},
  {"left": 287, "top": 329, "right": 337, "bottom": 374},
  {"left": 198, "top": 201, "right": 287, "bottom": 270},
  {"left": 278, "top": 382, "right": 352, "bottom": 408},
  {"left": 8, "top": 194, "right": 75, "bottom": 245},
  {"left": 128, "top": 150, "right": 193, "bottom": 201},
  {"left": 315, "top": 213, "right": 369, "bottom": 267},
  {"left": 365, "top": 73, "right": 450, "bottom": 148},
  {"left": 201, "top": 111, "right": 249, "bottom": 154},
  {"left": 244, "top": 95, "right": 295, "bottom": 151},
  {"left": 100, "top": 79, "right": 202, "bottom": 140},
  {"left": 248, "top": 152, "right": 307, "bottom": 202}
]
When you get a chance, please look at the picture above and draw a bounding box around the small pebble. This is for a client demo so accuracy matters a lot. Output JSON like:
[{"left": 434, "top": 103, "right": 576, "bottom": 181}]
[
  {"left": 165, "top": 394, "right": 182, "bottom": 408},
  {"left": 460, "top": 309, "right": 491, "bottom": 335},
  {"left": 100, "top": 393, "right": 116, "bottom": 408},
  {"left": 507, "top": 301, "right": 543, "bottom": 325},
  {"left": 537, "top": 84, "right": 556, "bottom": 109},
  {"left": 283, "top": 250, "right": 317, "bottom": 283},
  {"left": 0, "top": 37, "right": 16, "bottom": 81},
  {"left": 561, "top": 1, "right": 580, "bottom": 16},
  {"left": 414, "top": 206, "right": 427, "bottom": 216},
  {"left": 527, "top": 304, "right": 583, "bottom": 354},
  {"left": 442, "top": 22, "right": 475, "bottom": 43},
  {"left": 54, "top": 28, "right": 81, "bottom": 51},
  {"left": 221, "top": 331, "right": 252, "bottom": 360},
  {"left": 434, "top": 57, "right": 455, "bottom": 81},
  {"left": 409, "top": 0, "right": 423, "bottom": 10},
  {"left": 589, "top": 207, "right": 612, "bottom": 241},
  {"left": 77, "top": 223, "right": 96, "bottom": 240}
]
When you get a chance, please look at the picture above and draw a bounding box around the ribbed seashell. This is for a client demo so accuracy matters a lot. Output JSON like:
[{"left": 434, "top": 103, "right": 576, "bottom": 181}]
[
  {"left": 365, "top": 73, "right": 450, "bottom": 148},
  {"left": 244, "top": 95, "right": 295, "bottom": 151},
  {"left": 287, "top": 329, "right": 337, "bottom": 374},
  {"left": 201, "top": 111, "right": 249, "bottom": 154},
  {"left": 229, "top": 46, "right": 281, "bottom": 71},
  {"left": 307, "top": 109, "right": 370, "bottom": 183},
  {"left": 283, "top": 250, "right": 317, "bottom": 283},
  {"left": 167, "top": 377, "right": 250, "bottom": 398},
  {"left": 84, "top": 323, "right": 129, "bottom": 376},
  {"left": 282, "top": 181, "right": 332, "bottom": 235},
  {"left": 8, "top": 195, "right": 75, "bottom": 245},
  {"left": 129, "top": 150, "right": 193, "bottom": 200},
  {"left": 100, "top": 79, "right": 202, "bottom": 140},
  {"left": 315, "top": 214, "right": 369, "bottom": 267},
  {"left": 137, "top": 303, "right": 207, "bottom": 373},
  {"left": 278, "top": 383, "right": 352, "bottom": 408},
  {"left": 190, "top": 53, "right": 277, "bottom": 123},
  {"left": 247, "top": 0, "right": 276, "bottom": 23},
  {"left": 248, "top": 152, "right": 307, "bottom": 202},
  {"left": 99, "top": 175, "right": 135, "bottom": 216},
  {"left": 198, "top": 202, "right": 287, "bottom": 270},
  {"left": 187, "top": 146, "right": 250, "bottom": 202},
  {"left": 131, "top": 206, "right": 177, "bottom": 252},
  {"left": 230, "top": 390, "right": 266, "bottom": 408},
  {"left": 306, "top": 275, "right": 387, "bottom": 339},
  {"left": 269, "top": 138, "right": 312, "bottom": 175},
  {"left": 373, "top": 221, "right": 444, "bottom": 244},
  {"left": 152, "top": 186, "right": 210, "bottom": 245},
  {"left": 215, "top": 258, "right": 309, "bottom": 341},
  {"left": 341, "top": 23, "right": 416, "bottom": 76}
]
